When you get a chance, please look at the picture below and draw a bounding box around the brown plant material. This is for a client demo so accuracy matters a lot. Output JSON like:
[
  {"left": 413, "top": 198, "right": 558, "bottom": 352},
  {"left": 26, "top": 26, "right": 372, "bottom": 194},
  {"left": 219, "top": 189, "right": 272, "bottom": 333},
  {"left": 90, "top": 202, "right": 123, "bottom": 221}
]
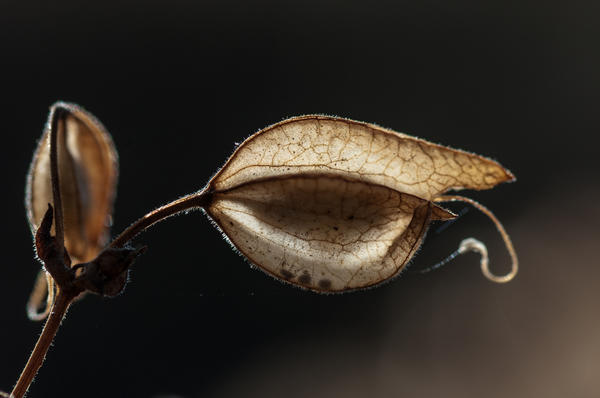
[
  {"left": 210, "top": 116, "right": 513, "bottom": 198},
  {"left": 25, "top": 102, "right": 118, "bottom": 319},
  {"left": 6, "top": 106, "right": 518, "bottom": 397},
  {"left": 9, "top": 103, "right": 140, "bottom": 398},
  {"left": 204, "top": 116, "right": 517, "bottom": 291}
]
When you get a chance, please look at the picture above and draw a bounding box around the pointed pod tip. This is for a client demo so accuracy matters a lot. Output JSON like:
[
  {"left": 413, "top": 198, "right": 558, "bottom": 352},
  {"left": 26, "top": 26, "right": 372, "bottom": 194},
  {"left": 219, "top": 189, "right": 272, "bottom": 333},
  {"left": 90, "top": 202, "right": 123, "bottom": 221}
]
[
  {"left": 47, "top": 102, "right": 99, "bottom": 128},
  {"left": 504, "top": 167, "right": 517, "bottom": 183},
  {"left": 480, "top": 156, "right": 517, "bottom": 189},
  {"left": 430, "top": 203, "right": 457, "bottom": 221},
  {"left": 49, "top": 101, "right": 79, "bottom": 112}
]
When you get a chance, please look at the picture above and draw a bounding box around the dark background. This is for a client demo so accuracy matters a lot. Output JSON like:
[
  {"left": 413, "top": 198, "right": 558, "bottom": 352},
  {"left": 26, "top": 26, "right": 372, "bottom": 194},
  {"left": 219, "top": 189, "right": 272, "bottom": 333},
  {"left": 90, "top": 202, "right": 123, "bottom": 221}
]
[{"left": 1, "top": 1, "right": 599, "bottom": 397}]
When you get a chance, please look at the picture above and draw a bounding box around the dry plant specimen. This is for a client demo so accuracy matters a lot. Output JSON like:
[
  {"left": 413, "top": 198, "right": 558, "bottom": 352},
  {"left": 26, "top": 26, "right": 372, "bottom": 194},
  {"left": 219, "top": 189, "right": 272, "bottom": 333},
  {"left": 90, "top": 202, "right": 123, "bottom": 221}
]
[{"left": 2, "top": 102, "right": 518, "bottom": 397}]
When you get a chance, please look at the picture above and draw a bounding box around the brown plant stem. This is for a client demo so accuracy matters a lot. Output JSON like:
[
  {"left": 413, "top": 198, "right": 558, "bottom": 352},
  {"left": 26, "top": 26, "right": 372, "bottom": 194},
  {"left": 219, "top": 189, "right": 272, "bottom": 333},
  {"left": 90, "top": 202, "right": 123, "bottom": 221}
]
[
  {"left": 10, "top": 106, "right": 74, "bottom": 397},
  {"left": 11, "top": 291, "right": 74, "bottom": 398},
  {"left": 49, "top": 108, "right": 65, "bottom": 257},
  {"left": 110, "top": 190, "right": 211, "bottom": 248}
]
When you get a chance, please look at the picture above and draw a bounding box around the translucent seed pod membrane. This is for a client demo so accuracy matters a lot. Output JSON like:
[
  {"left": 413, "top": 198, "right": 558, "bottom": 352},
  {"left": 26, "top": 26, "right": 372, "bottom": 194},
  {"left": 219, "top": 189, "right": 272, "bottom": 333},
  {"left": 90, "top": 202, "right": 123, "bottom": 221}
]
[
  {"left": 201, "top": 116, "right": 517, "bottom": 291},
  {"left": 26, "top": 102, "right": 118, "bottom": 318}
]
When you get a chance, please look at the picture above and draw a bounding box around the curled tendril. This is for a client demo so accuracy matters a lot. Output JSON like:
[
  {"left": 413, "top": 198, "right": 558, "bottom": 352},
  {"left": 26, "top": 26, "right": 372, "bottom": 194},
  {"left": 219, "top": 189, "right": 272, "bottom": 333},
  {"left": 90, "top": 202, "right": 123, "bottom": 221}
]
[{"left": 434, "top": 195, "right": 518, "bottom": 283}]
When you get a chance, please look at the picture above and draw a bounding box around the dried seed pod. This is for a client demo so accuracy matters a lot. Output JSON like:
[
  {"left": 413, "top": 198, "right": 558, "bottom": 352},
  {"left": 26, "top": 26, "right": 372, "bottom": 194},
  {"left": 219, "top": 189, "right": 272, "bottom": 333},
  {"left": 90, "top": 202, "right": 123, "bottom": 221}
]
[
  {"left": 25, "top": 102, "right": 118, "bottom": 318},
  {"left": 204, "top": 116, "right": 516, "bottom": 292}
]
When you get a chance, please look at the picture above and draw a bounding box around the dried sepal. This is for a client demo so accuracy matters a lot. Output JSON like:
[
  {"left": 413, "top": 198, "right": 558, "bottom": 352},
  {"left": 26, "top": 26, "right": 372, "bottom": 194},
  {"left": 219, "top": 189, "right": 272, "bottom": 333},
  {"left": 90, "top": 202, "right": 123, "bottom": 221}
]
[
  {"left": 204, "top": 115, "right": 516, "bottom": 291},
  {"left": 72, "top": 246, "right": 146, "bottom": 297},
  {"left": 25, "top": 102, "right": 118, "bottom": 318}
]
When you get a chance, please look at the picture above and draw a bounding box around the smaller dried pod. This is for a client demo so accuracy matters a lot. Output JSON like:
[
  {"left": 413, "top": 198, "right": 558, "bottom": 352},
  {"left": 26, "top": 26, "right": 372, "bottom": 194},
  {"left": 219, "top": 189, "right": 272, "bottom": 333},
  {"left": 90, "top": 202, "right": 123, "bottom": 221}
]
[{"left": 25, "top": 102, "right": 118, "bottom": 319}]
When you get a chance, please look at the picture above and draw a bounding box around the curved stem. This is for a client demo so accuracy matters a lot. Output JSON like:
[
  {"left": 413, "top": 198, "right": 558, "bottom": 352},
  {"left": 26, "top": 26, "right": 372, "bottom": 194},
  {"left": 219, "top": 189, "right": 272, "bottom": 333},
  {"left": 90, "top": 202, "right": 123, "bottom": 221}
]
[
  {"left": 110, "top": 190, "right": 211, "bottom": 248},
  {"left": 11, "top": 291, "right": 74, "bottom": 398}
]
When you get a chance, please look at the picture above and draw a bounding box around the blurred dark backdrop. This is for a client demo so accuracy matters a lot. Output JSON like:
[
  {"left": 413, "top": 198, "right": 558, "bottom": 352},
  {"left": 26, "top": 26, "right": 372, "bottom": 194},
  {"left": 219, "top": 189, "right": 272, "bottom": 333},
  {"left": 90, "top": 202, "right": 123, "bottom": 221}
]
[{"left": 1, "top": 1, "right": 599, "bottom": 397}]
